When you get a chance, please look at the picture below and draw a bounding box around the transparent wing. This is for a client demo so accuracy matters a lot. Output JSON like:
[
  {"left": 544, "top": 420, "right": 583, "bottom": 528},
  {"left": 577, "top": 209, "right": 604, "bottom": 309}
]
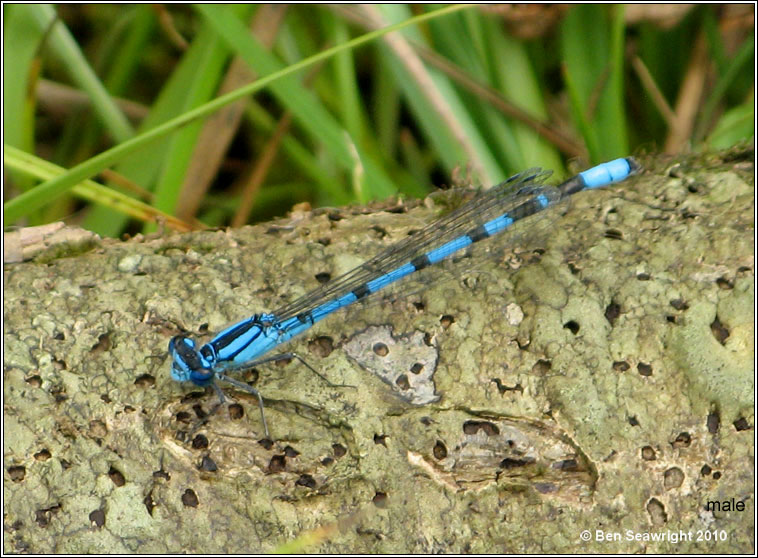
[{"left": 273, "top": 168, "right": 559, "bottom": 325}]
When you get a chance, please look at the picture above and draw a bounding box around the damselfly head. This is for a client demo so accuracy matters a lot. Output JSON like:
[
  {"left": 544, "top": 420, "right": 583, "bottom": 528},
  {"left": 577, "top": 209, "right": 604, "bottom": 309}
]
[{"left": 169, "top": 335, "right": 207, "bottom": 383}]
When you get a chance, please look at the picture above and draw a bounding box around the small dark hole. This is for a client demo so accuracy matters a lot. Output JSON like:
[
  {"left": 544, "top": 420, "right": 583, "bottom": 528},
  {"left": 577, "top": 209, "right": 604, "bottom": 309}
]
[
  {"left": 636, "top": 273, "right": 651, "bottom": 281},
  {"left": 564, "top": 320, "right": 580, "bottom": 334},
  {"left": 199, "top": 456, "right": 218, "bottom": 472},
  {"left": 733, "top": 417, "right": 751, "bottom": 431},
  {"left": 641, "top": 446, "right": 656, "bottom": 461},
  {"left": 284, "top": 446, "right": 300, "bottom": 458},
  {"left": 712, "top": 471, "right": 722, "bottom": 480},
  {"left": 242, "top": 369, "right": 260, "bottom": 384},
  {"left": 35, "top": 504, "right": 62, "bottom": 527},
  {"left": 34, "top": 449, "right": 51, "bottom": 461},
  {"left": 463, "top": 421, "right": 500, "bottom": 436},
  {"left": 440, "top": 315, "right": 455, "bottom": 328},
  {"left": 192, "top": 434, "right": 209, "bottom": 449},
  {"left": 612, "top": 361, "right": 630, "bottom": 372},
  {"left": 374, "top": 434, "right": 388, "bottom": 447},
  {"left": 492, "top": 378, "right": 506, "bottom": 394},
  {"left": 700, "top": 464, "right": 712, "bottom": 476},
  {"left": 372, "top": 492, "right": 388, "bottom": 508},
  {"left": 532, "top": 360, "right": 552, "bottom": 375},
  {"left": 228, "top": 403, "right": 244, "bottom": 420},
  {"left": 296, "top": 474, "right": 317, "bottom": 489},
  {"left": 395, "top": 374, "right": 410, "bottom": 390},
  {"left": 605, "top": 302, "right": 621, "bottom": 325},
  {"left": 315, "top": 272, "right": 331, "bottom": 284},
  {"left": 410, "top": 362, "right": 424, "bottom": 375},
  {"left": 90, "top": 333, "right": 112, "bottom": 353},
  {"left": 153, "top": 469, "right": 170, "bottom": 481},
  {"left": 646, "top": 498, "right": 667, "bottom": 524},
  {"left": 309, "top": 336, "right": 334, "bottom": 357},
  {"left": 637, "top": 363, "right": 653, "bottom": 376},
  {"left": 372, "top": 343, "right": 389, "bottom": 356},
  {"left": 707, "top": 411, "right": 720, "bottom": 434},
  {"left": 628, "top": 416, "right": 639, "bottom": 426},
  {"left": 669, "top": 299, "right": 689, "bottom": 311},
  {"left": 89, "top": 509, "right": 105, "bottom": 528},
  {"left": 715, "top": 276, "right": 734, "bottom": 289},
  {"left": 672, "top": 432, "right": 691, "bottom": 448},
  {"left": 134, "top": 374, "right": 155, "bottom": 388},
  {"left": 8, "top": 465, "right": 26, "bottom": 482},
  {"left": 710, "top": 317, "right": 729, "bottom": 345},
  {"left": 332, "top": 444, "right": 347, "bottom": 458},
  {"left": 108, "top": 467, "right": 125, "bottom": 487},
  {"left": 268, "top": 455, "right": 286, "bottom": 473},
  {"left": 433, "top": 441, "right": 447, "bottom": 460},
  {"left": 144, "top": 491, "right": 156, "bottom": 515},
  {"left": 26, "top": 375, "right": 42, "bottom": 388},
  {"left": 181, "top": 489, "right": 199, "bottom": 507}
]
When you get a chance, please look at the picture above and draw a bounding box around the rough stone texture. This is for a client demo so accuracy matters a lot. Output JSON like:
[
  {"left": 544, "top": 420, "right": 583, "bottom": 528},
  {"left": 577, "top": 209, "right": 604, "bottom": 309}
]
[{"left": 4, "top": 151, "right": 754, "bottom": 552}]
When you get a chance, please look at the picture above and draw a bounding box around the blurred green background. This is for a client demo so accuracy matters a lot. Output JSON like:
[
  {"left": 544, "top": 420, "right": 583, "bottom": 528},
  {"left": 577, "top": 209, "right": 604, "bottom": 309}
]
[{"left": 3, "top": 4, "right": 754, "bottom": 237}]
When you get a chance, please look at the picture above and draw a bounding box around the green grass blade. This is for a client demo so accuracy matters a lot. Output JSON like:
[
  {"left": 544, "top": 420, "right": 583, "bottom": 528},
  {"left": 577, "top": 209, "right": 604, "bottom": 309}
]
[
  {"left": 4, "top": 145, "right": 192, "bottom": 231},
  {"left": 695, "top": 32, "right": 755, "bottom": 142},
  {"left": 197, "top": 4, "right": 397, "bottom": 200},
  {"left": 561, "top": 5, "right": 629, "bottom": 161},
  {"left": 3, "top": 4, "right": 45, "bottom": 153},
  {"left": 4, "top": 4, "right": 468, "bottom": 224},
  {"left": 705, "top": 94, "right": 755, "bottom": 149},
  {"left": 35, "top": 4, "right": 135, "bottom": 143}
]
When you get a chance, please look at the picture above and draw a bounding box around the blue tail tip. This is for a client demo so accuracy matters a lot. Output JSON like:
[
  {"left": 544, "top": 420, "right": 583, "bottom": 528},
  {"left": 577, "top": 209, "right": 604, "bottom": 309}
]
[{"left": 580, "top": 157, "right": 642, "bottom": 189}]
